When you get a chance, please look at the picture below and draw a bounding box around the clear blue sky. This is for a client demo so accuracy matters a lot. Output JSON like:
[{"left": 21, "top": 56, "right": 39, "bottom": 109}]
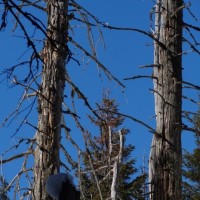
[{"left": 0, "top": 0, "right": 200, "bottom": 198}]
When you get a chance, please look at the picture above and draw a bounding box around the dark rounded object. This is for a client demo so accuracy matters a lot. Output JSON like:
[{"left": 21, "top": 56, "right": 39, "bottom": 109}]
[{"left": 46, "top": 173, "right": 80, "bottom": 200}]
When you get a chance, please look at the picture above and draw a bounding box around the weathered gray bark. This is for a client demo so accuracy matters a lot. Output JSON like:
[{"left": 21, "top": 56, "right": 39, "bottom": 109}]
[
  {"left": 32, "top": 0, "right": 68, "bottom": 199},
  {"left": 149, "top": 0, "right": 183, "bottom": 199}
]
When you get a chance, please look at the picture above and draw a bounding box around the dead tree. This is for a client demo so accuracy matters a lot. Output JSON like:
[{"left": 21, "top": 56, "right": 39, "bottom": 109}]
[
  {"left": 149, "top": 0, "right": 183, "bottom": 199},
  {"left": 32, "top": 0, "right": 68, "bottom": 199}
]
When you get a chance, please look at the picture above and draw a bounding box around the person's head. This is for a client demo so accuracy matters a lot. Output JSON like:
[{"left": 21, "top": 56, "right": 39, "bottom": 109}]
[{"left": 46, "top": 173, "right": 80, "bottom": 200}]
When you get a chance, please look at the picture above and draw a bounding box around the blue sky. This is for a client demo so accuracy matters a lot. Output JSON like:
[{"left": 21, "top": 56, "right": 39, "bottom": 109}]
[{"left": 0, "top": 0, "right": 200, "bottom": 198}]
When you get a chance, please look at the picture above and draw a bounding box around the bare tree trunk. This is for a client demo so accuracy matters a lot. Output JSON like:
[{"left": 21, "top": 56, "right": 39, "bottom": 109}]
[
  {"left": 149, "top": 0, "right": 183, "bottom": 199},
  {"left": 32, "top": 0, "right": 68, "bottom": 199},
  {"left": 110, "top": 131, "right": 123, "bottom": 200}
]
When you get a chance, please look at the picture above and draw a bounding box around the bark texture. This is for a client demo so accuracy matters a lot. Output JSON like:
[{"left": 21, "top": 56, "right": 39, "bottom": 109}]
[
  {"left": 32, "top": 0, "right": 68, "bottom": 199},
  {"left": 149, "top": 0, "right": 183, "bottom": 199}
]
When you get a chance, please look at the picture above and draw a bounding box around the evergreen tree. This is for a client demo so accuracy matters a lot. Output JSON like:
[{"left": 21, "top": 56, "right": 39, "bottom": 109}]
[
  {"left": 182, "top": 110, "right": 200, "bottom": 200},
  {"left": 81, "top": 97, "right": 146, "bottom": 200},
  {"left": 0, "top": 175, "right": 10, "bottom": 200}
]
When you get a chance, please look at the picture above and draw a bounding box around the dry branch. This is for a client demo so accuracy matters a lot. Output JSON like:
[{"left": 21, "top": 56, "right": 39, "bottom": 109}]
[
  {"left": 69, "top": 39, "right": 125, "bottom": 88},
  {"left": 1, "top": 151, "right": 33, "bottom": 164},
  {"left": 124, "top": 75, "right": 156, "bottom": 81}
]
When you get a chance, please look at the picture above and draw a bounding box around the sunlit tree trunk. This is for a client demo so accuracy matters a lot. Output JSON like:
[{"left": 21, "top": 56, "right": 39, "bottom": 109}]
[
  {"left": 149, "top": 0, "right": 183, "bottom": 199},
  {"left": 32, "top": 0, "right": 68, "bottom": 199}
]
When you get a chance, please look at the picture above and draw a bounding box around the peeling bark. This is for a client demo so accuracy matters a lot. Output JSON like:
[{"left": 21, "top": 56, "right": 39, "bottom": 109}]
[
  {"left": 32, "top": 0, "right": 68, "bottom": 199},
  {"left": 149, "top": 0, "right": 183, "bottom": 199}
]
